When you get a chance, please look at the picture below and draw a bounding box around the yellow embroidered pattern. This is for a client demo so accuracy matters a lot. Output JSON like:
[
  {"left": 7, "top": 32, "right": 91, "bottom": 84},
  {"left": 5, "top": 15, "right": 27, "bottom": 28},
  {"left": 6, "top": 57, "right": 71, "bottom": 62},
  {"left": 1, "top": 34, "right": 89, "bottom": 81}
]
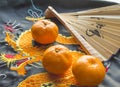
[
  {"left": 3, "top": 30, "right": 82, "bottom": 76},
  {"left": 56, "top": 34, "right": 79, "bottom": 45},
  {"left": 17, "top": 51, "right": 83, "bottom": 87},
  {"left": 3, "top": 27, "right": 84, "bottom": 86}
]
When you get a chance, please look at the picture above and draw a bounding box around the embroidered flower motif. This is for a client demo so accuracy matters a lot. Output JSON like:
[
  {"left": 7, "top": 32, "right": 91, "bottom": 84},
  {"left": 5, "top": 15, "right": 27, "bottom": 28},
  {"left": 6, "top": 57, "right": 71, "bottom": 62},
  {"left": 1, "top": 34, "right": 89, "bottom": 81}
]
[
  {"left": 4, "top": 54, "right": 15, "bottom": 58},
  {"left": 0, "top": 74, "right": 7, "bottom": 80},
  {"left": 4, "top": 20, "right": 22, "bottom": 33}
]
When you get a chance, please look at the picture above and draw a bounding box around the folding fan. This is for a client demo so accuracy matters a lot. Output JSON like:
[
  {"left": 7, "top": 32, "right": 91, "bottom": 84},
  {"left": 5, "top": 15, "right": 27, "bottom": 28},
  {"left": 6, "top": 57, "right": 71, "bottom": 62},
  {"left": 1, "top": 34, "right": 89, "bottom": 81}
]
[{"left": 45, "top": 4, "right": 120, "bottom": 61}]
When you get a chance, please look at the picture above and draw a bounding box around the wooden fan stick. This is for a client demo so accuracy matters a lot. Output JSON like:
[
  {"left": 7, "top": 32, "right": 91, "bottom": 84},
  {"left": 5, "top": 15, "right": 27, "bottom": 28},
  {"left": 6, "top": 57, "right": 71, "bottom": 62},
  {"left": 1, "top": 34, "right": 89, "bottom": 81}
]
[
  {"left": 63, "top": 15, "right": 120, "bottom": 32},
  {"left": 70, "top": 25, "right": 113, "bottom": 59},
  {"left": 62, "top": 15, "right": 120, "bottom": 48},
  {"left": 76, "top": 19, "right": 120, "bottom": 46},
  {"left": 69, "top": 19, "right": 119, "bottom": 54},
  {"left": 45, "top": 6, "right": 106, "bottom": 61},
  {"left": 61, "top": 14, "right": 120, "bottom": 30},
  {"left": 77, "top": 18, "right": 120, "bottom": 32},
  {"left": 77, "top": 17, "right": 119, "bottom": 28},
  {"left": 64, "top": 17, "right": 120, "bottom": 48},
  {"left": 67, "top": 20, "right": 120, "bottom": 59},
  {"left": 74, "top": 19, "right": 120, "bottom": 44},
  {"left": 61, "top": 4, "right": 120, "bottom": 15},
  {"left": 61, "top": 14, "right": 120, "bottom": 34},
  {"left": 77, "top": 15, "right": 120, "bottom": 19},
  {"left": 64, "top": 20, "right": 114, "bottom": 58}
]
